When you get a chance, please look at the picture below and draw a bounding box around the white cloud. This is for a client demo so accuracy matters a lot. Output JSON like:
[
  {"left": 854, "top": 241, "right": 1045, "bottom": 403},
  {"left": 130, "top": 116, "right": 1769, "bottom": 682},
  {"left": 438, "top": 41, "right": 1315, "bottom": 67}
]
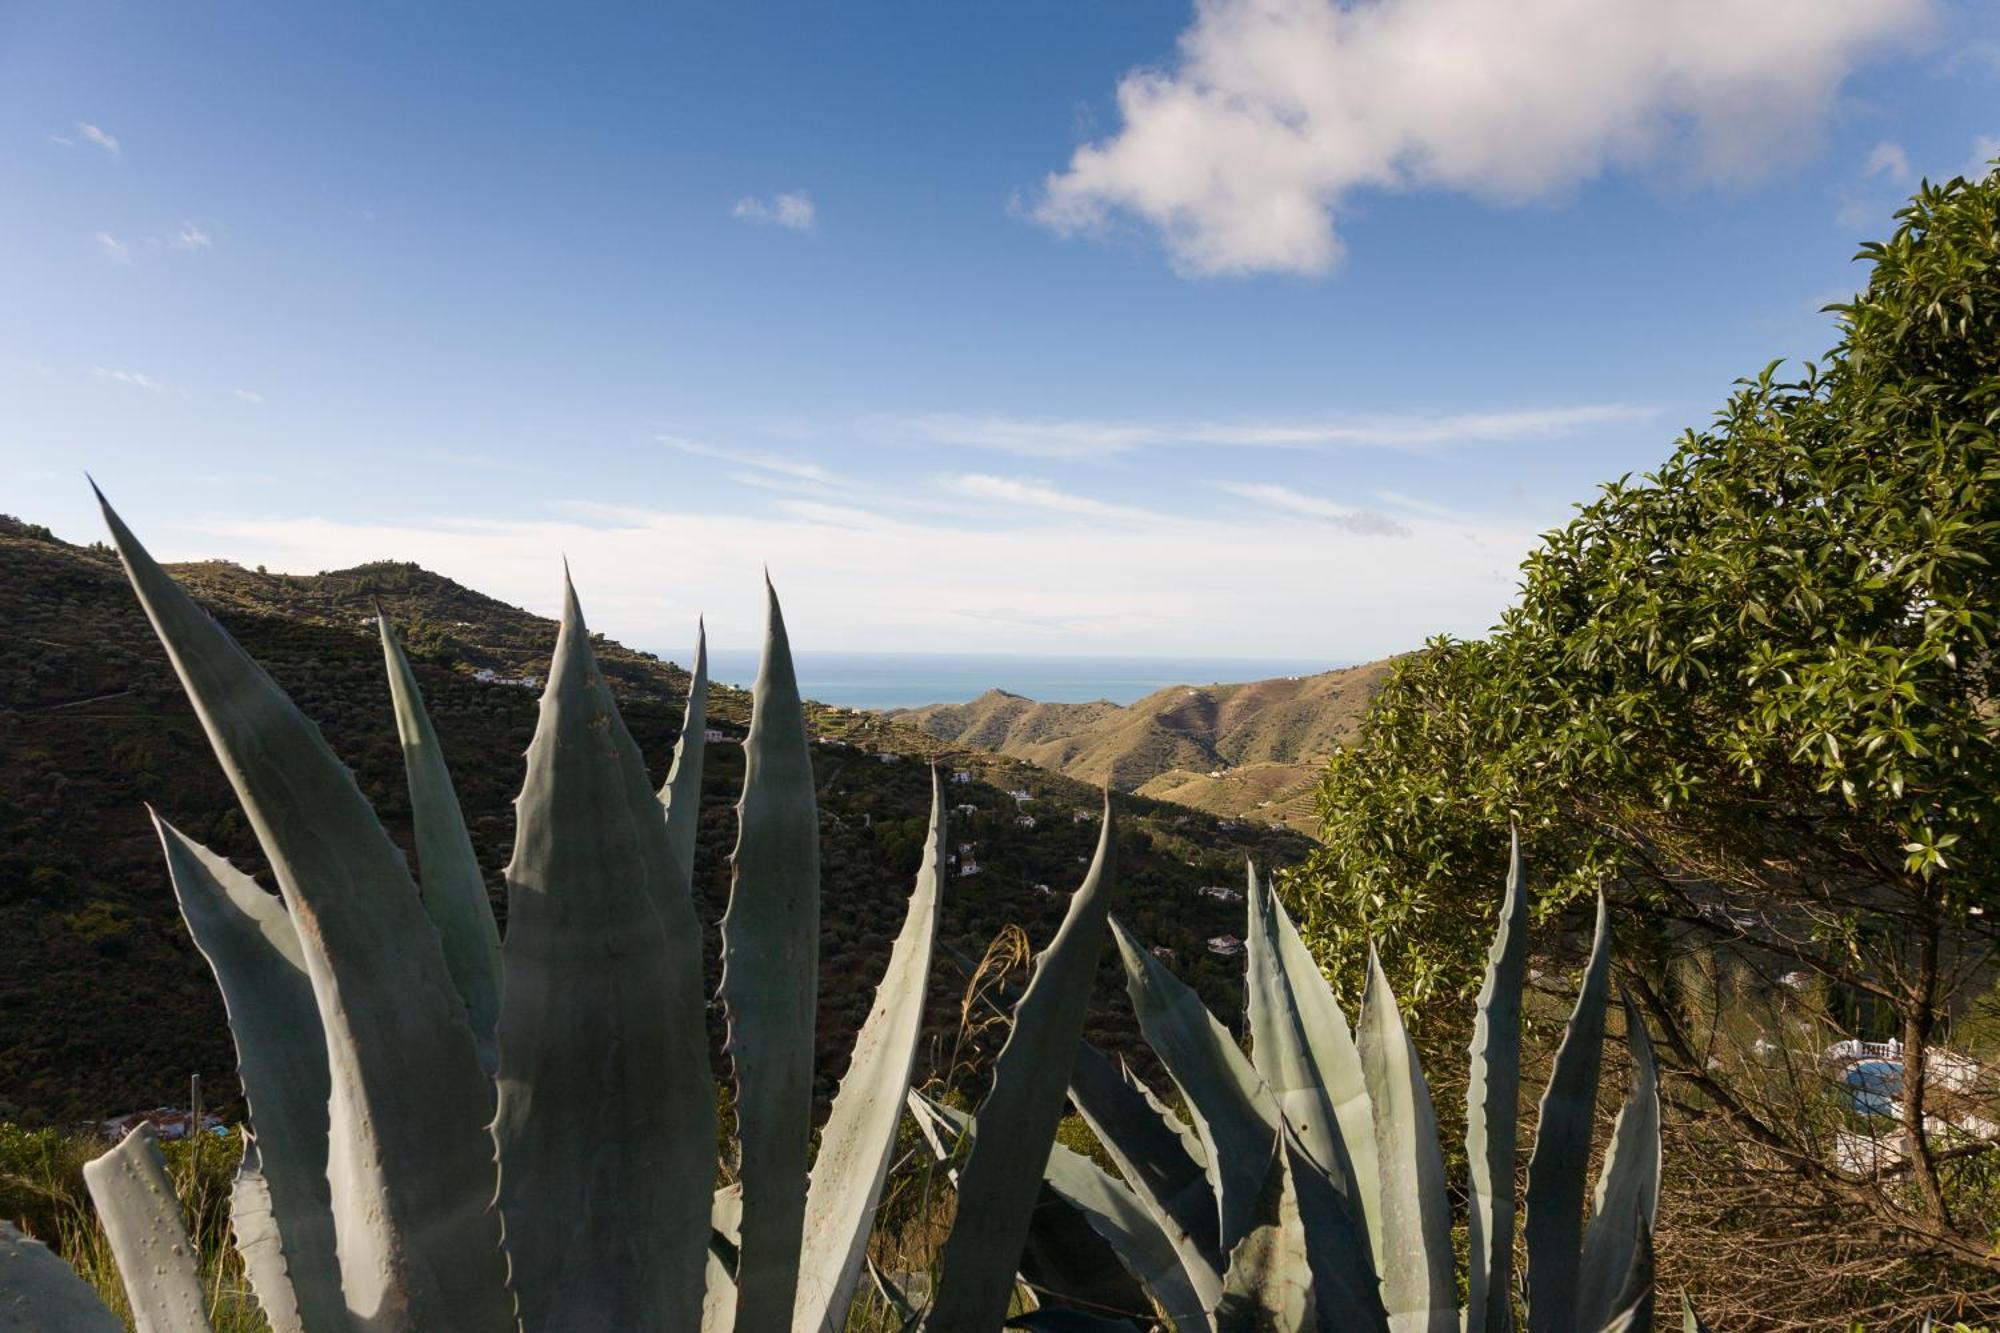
[
  {"left": 1035, "top": 0, "right": 1926, "bottom": 276},
  {"left": 1215, "top": 481, "right": 1408, "bottom": 535},
  {"left": 1864, "top": 141, "right": 1914, "bottom": 183},
  {"left": 233, "top": 388, "right": 265, "bottom": 404},
  {"left": 95, "top": 232, "right": 131, "bottom": 263},
  {"left": 895, "top": 403, "right": 1654, "bottom": 460},
  {"left": 174, "top": 223, "right": 212, "bottom": 251},
  {"left": 733, "top": 190, "right": 816, "bottom": 231},
  {"left": 93, "top": 366, "right": 165, "bottom": 392},
  {"left": 660, "top": 434, "right": 840, "bottom": 485},
  {"left": 938, "top": 473, "right": 1164, "bottom": 522},
  {"left": 77, "top": 122, "right": 120, "bottom": 156},
  {"left": 173, "top": 496, "right": 1543, "bottom": 660}
]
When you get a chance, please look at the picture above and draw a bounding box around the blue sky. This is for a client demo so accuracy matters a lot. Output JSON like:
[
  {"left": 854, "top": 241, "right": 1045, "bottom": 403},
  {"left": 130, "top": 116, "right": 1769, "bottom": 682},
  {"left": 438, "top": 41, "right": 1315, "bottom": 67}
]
[{"left": 4, "top": 0, "right": 1997, "bottom": 662}]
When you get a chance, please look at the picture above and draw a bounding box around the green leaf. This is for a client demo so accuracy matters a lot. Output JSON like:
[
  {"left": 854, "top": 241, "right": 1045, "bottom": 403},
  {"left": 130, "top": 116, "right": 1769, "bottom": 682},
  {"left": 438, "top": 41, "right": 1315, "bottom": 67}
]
[
  {"left": 914, "top": 1095, "right": 1194, "bottom": 1328},
  {"left": 791, "top": 770, "right": 944, "bottom": 1333},
  {"left": 721, "top": 579, "right": 821, "bottom": 1333},
  {"left": 1524, "top": 896, "right": 1614, "bottom": 1333},
  {"left": 378, "top": 611, "right": 503, "bottom": 1079},
  {"left": 0, "top": 1221, "right": 121, "bottom": 1332},
  {"left": 1112, "top": 918, "right": 1281, "bottom": 1255},
  {"left": 1679, "top": 1291, "right": 1711, "bottom": 1333},
  {"left": 1591, "top": 1214, "right": 1653, "bottom": 1333},
  {"left": 96, "top": 490, "right": 512, "bottom": 1330},
  {"left": 926, "top": 799, "right": 1117, "bottom": 1332},
  {"left": 1244, "top": 864, "right": 1379, "bottom": 1262},
  {"left": 82, "top": 1125, "right": 213, "bottom": 1333},
  {"left": 659, "top": 620, "right": 709, "bottom": 887},
  {"left": 1465, "top": 830, "right": 1530, "bottom": 1333},
  {"left": 493, "top": 573, "right": 718, "bottom": 1331},
  {"left": 1575, "top": 996, "right": 1662, "bottom": 1331},
  {"left": 153, "top": 818, "right": 344, "bottom": 1333},
  {"left": 1212, "top": 1144, "right": 1310, "bottom": 1333},
  {"left": 1068, "top": 1041, "right": 1225, "bottom": 1307},
  {"left": 1356, "top": 948, "right": 1455, "bottom": 1333},
  {"left": 1285, "top": 1129, "right": 1388, "bottom": 1331}
]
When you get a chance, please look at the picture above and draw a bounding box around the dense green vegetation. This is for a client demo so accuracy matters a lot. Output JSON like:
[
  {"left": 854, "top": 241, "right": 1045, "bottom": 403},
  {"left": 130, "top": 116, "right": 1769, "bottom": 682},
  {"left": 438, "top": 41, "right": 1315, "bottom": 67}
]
[
  {"left": 1290, "top": 169, "right": 2000, "bottom": 1323},
  {"left": 0, "top": 519, "right": 1306, "bottom": 1130}
]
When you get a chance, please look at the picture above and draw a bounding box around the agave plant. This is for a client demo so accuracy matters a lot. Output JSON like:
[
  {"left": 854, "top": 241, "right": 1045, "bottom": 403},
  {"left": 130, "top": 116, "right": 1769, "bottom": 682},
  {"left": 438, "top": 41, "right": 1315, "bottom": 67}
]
[
  {"left": 920, "top": 838, "right": 1667, "bottom": 1332},
  {"left": 9, "top": 489, "right": 1120, "bottom": 1333}
]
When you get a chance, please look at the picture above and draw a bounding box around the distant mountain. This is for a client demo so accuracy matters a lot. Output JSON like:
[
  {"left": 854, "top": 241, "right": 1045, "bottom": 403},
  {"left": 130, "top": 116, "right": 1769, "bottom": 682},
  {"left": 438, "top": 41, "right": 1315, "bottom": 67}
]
[
  {"left": 888, "top": 663, "right": 1392, "bottom": 829},
  {"left": 0, "top": 515, "right": 1310, "bottom": 1125}
]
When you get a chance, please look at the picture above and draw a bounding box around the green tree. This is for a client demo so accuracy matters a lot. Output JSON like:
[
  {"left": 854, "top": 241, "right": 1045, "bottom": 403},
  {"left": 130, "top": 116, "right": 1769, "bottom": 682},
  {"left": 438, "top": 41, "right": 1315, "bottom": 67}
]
[{"left": 1289, "top": 168, "right": 2000, "bottom": 1301}]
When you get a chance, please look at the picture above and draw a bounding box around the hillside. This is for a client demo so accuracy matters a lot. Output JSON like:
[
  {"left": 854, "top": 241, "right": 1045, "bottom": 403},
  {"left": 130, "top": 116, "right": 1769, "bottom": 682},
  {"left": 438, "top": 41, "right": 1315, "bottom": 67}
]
[
  {"left": 0, "top": 515, "right": 1312, "bottom": 1126},
  {"left": 889, "top": 662, "right": 1391, "bottom": 829}
]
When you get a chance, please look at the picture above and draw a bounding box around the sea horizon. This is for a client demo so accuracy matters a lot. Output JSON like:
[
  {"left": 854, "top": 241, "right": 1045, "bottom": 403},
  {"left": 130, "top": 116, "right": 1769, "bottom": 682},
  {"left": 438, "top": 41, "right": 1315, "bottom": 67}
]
[{"left": 698, "top": 649, "right": 1341, "bottom": 711}]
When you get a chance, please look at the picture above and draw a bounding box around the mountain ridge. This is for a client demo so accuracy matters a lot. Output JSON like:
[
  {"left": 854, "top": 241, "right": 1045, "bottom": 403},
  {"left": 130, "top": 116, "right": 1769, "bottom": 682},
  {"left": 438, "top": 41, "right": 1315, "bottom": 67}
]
[{"left": 887, "top": 661, "right": 1392, "bottom": 828}]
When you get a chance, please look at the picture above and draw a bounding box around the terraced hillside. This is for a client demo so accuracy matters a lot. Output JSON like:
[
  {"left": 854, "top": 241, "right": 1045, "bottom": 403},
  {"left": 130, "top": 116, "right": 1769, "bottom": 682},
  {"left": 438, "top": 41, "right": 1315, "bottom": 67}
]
[
  {"left": 0, "top": 516, "right": 1311, "bottom": 1126},
  {"left": 890, "top": 662, "right": 1391, "bottom": 830}
]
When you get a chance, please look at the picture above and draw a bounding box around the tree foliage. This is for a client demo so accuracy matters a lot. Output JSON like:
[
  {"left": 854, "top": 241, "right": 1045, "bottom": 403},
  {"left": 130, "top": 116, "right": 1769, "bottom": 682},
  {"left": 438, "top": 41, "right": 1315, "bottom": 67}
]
[
  {"left": 1293, "top": 166, "right": 2000, "bottom": 1000},
  {"left": 1287, "top": 168, "right": 2000, "bottom": 1308}
]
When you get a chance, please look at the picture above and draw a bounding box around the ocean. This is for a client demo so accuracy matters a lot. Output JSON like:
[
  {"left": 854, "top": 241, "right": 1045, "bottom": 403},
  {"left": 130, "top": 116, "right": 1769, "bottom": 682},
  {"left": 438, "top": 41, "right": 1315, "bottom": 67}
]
[{"left": 699, "top": 650, "right": 1337, "bottom": 711}]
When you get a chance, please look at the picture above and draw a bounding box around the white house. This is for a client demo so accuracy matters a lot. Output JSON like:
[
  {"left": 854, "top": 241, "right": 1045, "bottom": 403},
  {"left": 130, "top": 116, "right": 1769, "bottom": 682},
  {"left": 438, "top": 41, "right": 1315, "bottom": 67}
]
[
  {"left": 1199, "top": 886, "right": 1244, "bottom": 904},
  {"left": 951, "top": 770, "right": 973, "bottom": 785},
  {"left": 1207, "top": 935, "right": 1245, "bottom": 958}
]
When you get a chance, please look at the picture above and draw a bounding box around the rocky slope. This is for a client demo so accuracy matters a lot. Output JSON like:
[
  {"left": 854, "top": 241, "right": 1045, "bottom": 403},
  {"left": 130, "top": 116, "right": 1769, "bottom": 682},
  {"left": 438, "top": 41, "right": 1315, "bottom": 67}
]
[{"left": 889, "top": 662, "right": 1392, "bottom": 829}]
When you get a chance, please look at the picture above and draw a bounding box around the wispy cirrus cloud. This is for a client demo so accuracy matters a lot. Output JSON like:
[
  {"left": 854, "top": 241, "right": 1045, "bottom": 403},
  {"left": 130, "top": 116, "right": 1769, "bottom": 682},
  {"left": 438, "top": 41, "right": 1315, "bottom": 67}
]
[
  {"left": 732, "top": 190, "right": 816, "bottom": 231},
  {"left": 174, "top": 223, "right": 212, "bottom": 251},
  {"left": 1215, "top": 481, "right": 1408, "bottom": 535},
  {"left": 233, "top": 388, "right": 264, "bottom": 404},
  {"left": 938, "top": 473, "right": 1164, "bottom": 522},
  {"left": 659, "top": 434, "right": 842, "bottom": 486},
  {"left": 893, "top": 402, "right": 1655, "bottom": 460},
  {"left": 95, "top": 232, "right": 131, "bottom": 263},
  {"left": 93, "top": 366, "right": 166, "bottom": 392},
  {"left": 59, "top": 122, "right": 120, "bottom": 156}
]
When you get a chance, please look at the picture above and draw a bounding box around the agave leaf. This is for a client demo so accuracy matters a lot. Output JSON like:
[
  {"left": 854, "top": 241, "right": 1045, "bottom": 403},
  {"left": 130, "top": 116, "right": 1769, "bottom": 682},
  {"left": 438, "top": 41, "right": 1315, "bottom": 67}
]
[
  {"left": 721, "top": 579, "right": 821, "bottom": 1333},
  {"left": 908, "top": 1095, "right": 1153, "bottom": 1324},
  {"left": 659, "top": 620, "right": 709, "bottom": 886},
  {"left": 1575, "top": 996, "right": 1662, "bottom": 1331},
  {"left": 916, "top": 1094, "right": 1205, "bottom": 1329},
  {"left": 1212, "top": 1144, "right": 1310, "bottom": 1333},
  {"left": 1523, "top": 896, "right": 1614, "bottom": 1333},
  {"left": 705, "top": 1185, "right": 745, "bottom": 1333},
  {"left": 1356, "top": 949, "right": 1455, "bottom": 1333},
  {"left": 95, "top": 491, "right": 511, "bottom": 1329},
  {"left": 0, "top": 1221, "right": 121, "bottom": 1332},
  {"left": 152, "top": 819, "right": 343, "bottom": 1333},
  {"left": 1068, "top": 1042, "right": 1225, "bottom": 1305},
  {"left": 493, "top": 574, "right": 718, "bottom": 1331},
  {"left": 791, "top": 771, "right": 945, "bottom": 1333},
  {"left": 378, "top": 610, "right": 502, "bottom": 1077},
  {"left": 925, "top": 800, "right": 1117, "bottom": 1332},
  {"left": 82, "top": 1125, "right": 213, "bottom": 1333},
  {"left": 1591, "top": 1213, "right": 1653, "bottom": 1333},
  {"left": 1465, "top": 830, "right": 1530, "bottom": 1333},
  {"left": 1283, "top": 1129, "right": 1387, "bottom": 1331},
  {"left": 1679, "top": 1291, "right": 1710, "bottom": 1333},
  {"left": 1244, "top": 865, "right": 1378, "bottom": 1258},
  {"left": 1111, "top": 919, "right": 1281, "bottom": 1256}
]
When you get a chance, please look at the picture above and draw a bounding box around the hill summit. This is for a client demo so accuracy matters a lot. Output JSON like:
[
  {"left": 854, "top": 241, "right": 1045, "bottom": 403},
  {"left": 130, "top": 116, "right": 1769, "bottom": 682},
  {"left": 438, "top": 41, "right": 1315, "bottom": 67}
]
[{"left": 889, "top": 662, "right": 1391, "bottom": 828}]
